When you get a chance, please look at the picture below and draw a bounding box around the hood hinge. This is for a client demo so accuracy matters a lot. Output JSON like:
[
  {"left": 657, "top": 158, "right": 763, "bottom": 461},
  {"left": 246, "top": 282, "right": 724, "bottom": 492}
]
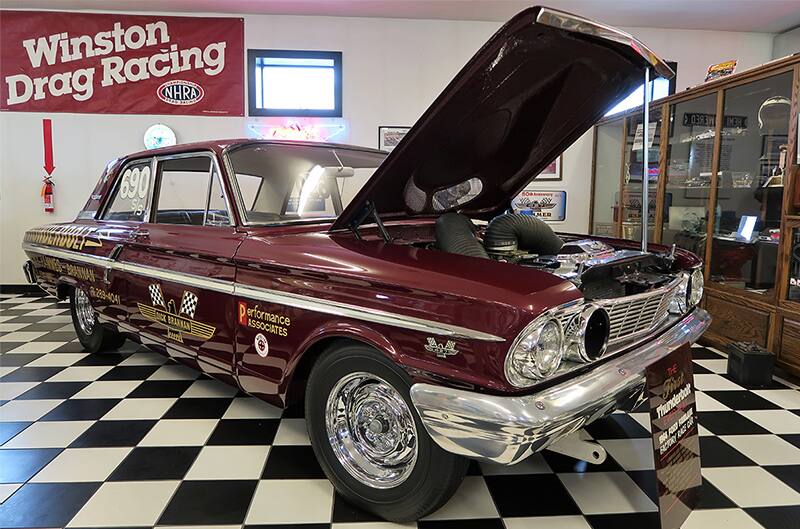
[{"left": 348, "top": 200, "right": 392, "bottom": 243}]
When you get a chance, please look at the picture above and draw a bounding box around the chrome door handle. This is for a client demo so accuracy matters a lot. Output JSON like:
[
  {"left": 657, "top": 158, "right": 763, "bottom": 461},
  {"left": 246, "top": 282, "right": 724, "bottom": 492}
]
[
  {"left": 132, "top": 229, "right": 150, "bottom": 240},
  {"left": 103, "top": 244, "right": 124, "bottom": 284}
]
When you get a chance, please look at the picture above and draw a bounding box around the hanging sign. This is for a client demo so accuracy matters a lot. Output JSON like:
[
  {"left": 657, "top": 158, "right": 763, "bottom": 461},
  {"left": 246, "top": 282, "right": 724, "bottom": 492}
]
[
  {"left": 632, "top": 122, "right": 657, "bottom": 151},
  {"left": 646, "top": 343, "right": 701, "bottom": 529},
  {"left": 511, "top": 190, "right": 566, "bottom": 221},
  {"left": 0, "top": 11, "right": 244, "bottom": 115}
]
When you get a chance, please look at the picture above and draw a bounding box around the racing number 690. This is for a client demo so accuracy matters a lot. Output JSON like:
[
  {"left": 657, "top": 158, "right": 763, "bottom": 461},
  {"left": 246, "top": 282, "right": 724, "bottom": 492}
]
[{"left": 119, "top": 166, "right": 150, "bottom": 216}]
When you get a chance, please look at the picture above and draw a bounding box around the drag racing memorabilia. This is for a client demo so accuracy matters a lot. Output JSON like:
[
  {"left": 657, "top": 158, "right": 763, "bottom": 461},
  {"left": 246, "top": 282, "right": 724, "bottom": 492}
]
[
  {"left": 705, "top": 60, "right": 737, "bottom": 82},
  {"left": 1, "top": 11, "right": 244, "bottom": 115},
  {"left": 378, "top": 126, "right": 410, "bottom": 152},
  {"left": 511, "top": 189, "right": 566, "bottom": 221}
]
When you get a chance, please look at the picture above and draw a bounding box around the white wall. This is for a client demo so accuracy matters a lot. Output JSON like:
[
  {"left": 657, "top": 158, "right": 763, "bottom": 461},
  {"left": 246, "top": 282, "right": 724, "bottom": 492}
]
[
  {"left": 0, "top": 10, "right": 776, "bottom": 283},
  {"left": 773, "top": 26, "right": 800, "bottom": 59}
]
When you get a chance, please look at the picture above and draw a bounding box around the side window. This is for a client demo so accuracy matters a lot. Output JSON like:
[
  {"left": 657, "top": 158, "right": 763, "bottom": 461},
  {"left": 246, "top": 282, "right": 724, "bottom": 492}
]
[
  {"left": 206, "top": 170, "right": 231, "bottom": 226},
  {"left": 154, "top": 155, "right": 230, "bottom": 226},
  {"left": 103, "top": 159, "right": 153, "bottom": 222}
]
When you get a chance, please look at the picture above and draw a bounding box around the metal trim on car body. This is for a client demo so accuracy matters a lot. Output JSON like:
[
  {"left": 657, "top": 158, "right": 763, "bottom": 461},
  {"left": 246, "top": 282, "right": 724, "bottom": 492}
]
[
  {"left": 409, "top": 308, "right": 710, "bottom": 465},
  {"left": 21, "top": 242, "right": 504, "bottom": 343},
  {"left": 535, "top": 7, "right": 675, "bottom": 79},
  {"left": 234, "top": 283, "right": 504, "bottom": 342}
]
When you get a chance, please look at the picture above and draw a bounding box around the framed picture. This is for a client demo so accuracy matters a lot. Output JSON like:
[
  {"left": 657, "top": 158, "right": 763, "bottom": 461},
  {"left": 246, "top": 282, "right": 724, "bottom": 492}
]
[
  {"left": 511, "top": 189, "right": 566, "bottom": 222},
  {"left": 378, "top": 126, "right": 410, "bottom": 152},
  {"left": 537, "top": 156, "right": 562, "bottom": 181}
]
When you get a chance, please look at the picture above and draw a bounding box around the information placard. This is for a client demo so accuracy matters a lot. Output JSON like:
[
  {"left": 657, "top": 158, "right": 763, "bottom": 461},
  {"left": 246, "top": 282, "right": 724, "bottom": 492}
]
[{"left": 646, "top": 343, "right": 701, "bottom": 529}]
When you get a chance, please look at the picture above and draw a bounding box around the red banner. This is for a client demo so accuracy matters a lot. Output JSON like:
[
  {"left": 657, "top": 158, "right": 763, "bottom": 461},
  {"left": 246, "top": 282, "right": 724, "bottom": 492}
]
[{"left": 0, "top": 11, "right": 244, "bottom": 116}]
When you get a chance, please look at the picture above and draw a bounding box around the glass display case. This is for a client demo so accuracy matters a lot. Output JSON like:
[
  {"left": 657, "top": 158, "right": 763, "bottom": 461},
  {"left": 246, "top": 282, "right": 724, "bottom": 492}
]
[
  {"left": 708, "top": 72, "right": 793, "bottom": 296},
  {"left": 660, "top": 94, "right": 718, "bottom": 257},
  {"left": 589, "top": 56, "right": 800, "bottom": 376},
  {"left": 590, "top": 120, "right": 624, "bottom": 237}
]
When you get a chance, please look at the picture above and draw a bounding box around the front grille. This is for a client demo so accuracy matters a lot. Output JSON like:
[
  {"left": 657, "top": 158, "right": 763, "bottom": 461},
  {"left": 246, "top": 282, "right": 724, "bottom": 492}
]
[
  {"left": 603, "top": 288, "right": 672, "bottom": 342},
  {"left": 558, "top": 279, "right": 679, "bottom": 343}
]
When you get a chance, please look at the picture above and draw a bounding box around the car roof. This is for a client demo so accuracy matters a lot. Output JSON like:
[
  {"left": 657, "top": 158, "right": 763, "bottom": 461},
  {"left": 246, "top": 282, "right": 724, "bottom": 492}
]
[{"left": 120, "top": 138, "right": 387, "bottom": 162}]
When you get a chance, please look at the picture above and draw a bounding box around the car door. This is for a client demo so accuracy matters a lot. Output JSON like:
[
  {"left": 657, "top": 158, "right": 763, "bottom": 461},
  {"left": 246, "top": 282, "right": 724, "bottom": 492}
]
[
  {"left": 123, "top": 152, "right": 243, "bottom": 383},
  {"left": 93, "top": 156, "right": 156, "bottom": 329}
]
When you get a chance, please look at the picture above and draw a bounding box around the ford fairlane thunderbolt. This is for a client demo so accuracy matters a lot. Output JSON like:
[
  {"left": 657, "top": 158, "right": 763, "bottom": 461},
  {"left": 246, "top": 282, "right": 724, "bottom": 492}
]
[{"left": 22, "top": 6, "right": 710, "bottom": 521}]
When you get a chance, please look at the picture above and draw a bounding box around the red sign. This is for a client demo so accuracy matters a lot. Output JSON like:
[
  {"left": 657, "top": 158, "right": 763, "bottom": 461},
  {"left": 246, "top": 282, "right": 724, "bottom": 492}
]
[{"left": 0, "top": 11, "right": 244, "bottom": 115}]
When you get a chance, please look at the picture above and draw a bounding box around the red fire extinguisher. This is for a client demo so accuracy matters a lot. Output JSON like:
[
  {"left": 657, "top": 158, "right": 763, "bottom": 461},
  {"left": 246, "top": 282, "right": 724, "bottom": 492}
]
[{"left": 42, "top": 177, "right": 54, "bottom": 213}]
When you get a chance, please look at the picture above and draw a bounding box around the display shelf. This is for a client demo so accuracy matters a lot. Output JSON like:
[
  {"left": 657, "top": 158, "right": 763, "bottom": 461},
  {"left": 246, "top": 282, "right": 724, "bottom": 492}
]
[{"left": 590, "top": 56, "right": 800, "bottom": 376}]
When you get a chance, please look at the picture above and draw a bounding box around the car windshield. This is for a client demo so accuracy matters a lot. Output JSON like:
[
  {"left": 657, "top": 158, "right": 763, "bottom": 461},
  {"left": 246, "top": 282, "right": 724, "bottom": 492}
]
[{"left": 227, "top": 143, "right": 386, "bottom": 224}]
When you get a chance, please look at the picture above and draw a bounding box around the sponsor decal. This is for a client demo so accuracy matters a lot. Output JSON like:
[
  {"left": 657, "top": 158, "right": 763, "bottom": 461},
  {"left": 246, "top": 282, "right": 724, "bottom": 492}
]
[
  {"left": 237, "top": 301, "right": 290, "bottom": 337},
  {"left": 138, "top": 283, "right": 215, "bottom": 343},
  {"left": 89, "top": 285, "right": 120, "bottom": 305},
  {"left": 24, "top": 225, "right": 102, "bottom": 251},
  {"left": 31, "top": 255, "right": 97, "bottom": 282},
  {"left": 157, "top": 79, "right": 204, "bottom": 105},
  {"left": 254, "top": 333, "right": 269, "bottom": 357},
  {"left": 424, "top": 337, "right": 459, "bottom": 358}
]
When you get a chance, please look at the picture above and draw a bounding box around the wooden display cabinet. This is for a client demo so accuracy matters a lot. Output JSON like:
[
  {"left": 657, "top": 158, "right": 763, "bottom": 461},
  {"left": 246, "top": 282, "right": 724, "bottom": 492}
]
[{"left": 590, "top": 56, "right": 800, "bottom": 377}]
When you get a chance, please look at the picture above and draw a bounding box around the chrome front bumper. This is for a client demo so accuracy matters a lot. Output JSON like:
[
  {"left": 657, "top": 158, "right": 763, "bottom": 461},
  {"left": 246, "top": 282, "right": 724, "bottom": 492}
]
[{"left": 409, "top": 308, "right": 711, "bottom": 465}]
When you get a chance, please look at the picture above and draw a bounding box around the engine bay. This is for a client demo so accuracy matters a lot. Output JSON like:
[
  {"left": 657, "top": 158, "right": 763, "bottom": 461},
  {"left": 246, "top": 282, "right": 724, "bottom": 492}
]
[
  {"left": 499, "top": 240, "right": 678, "bottom": 300},
  {"left": 433, "top": 212, "right": 679, "bottom": 300}
]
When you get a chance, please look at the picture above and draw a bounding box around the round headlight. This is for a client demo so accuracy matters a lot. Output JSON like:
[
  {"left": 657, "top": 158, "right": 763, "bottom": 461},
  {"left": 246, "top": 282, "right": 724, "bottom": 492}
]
[
  {"left": 669, "top": 275, "right": 688, "bottom": 315},
  {"left": 688, "top": 267, "right": 704, "bottom": 306},
  {"left": 505, "top": 318, "right": 564, "bottom": 387}
]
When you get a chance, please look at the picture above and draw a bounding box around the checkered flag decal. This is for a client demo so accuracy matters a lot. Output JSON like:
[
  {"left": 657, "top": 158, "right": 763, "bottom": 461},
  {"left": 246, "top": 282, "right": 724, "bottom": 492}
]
[
  {"left": 180, "top": 291, "right": 198, "bottom": 318},
  {"left": 148, "top": 284, "right": 165, "bottom": 308}
]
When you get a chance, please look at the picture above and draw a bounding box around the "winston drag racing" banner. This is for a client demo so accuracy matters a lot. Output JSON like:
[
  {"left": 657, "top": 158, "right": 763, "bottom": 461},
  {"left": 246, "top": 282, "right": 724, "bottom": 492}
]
[{"left": 0, "top": 11, "right": 244, "bottom": 115}]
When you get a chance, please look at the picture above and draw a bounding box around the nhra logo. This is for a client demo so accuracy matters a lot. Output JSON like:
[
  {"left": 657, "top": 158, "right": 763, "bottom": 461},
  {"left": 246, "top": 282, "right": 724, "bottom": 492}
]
[{"left": 157, "top": 80, "right": 204, "bottom": 105}]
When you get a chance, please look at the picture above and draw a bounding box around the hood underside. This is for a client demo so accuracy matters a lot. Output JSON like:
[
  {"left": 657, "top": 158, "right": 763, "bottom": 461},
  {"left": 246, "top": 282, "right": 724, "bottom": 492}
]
[{"left": 331, "top": 6, "right": 672, "bottom": 231}]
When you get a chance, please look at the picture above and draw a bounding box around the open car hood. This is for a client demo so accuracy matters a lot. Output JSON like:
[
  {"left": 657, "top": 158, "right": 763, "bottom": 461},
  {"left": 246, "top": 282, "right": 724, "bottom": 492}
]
[{"left": 331, "top": 6, "right": 673, "bottom": 231}]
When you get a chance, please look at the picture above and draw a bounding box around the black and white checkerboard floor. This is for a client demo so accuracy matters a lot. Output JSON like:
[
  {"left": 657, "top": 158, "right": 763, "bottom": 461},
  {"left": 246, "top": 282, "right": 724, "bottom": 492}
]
[{"left": 1, "top": 291, "right": 799, "bottom": 529}]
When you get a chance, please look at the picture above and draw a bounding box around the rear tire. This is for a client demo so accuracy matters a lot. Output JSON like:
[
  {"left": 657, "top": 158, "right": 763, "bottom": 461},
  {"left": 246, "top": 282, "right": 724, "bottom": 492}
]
[
  {"left": 70, "top": 286, "right": 126, "bottom": 354},
  {"left": 305, "top": 342, "right": 468, "bottom": 522}
]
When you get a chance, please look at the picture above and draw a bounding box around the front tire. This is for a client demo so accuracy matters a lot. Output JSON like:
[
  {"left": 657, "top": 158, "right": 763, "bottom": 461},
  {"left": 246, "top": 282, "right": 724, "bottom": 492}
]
[
  {"left": 70, "top": 286, "right": 125, "bottom": 354},
  {"left": 305, "top": 342, "right": 468, "bottom": 522}
]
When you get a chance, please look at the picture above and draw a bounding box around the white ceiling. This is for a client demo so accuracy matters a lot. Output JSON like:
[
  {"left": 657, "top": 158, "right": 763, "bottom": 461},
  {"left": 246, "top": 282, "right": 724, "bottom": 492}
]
[{"left": 3, "top": 0, "right": 800, "bottom": 33}]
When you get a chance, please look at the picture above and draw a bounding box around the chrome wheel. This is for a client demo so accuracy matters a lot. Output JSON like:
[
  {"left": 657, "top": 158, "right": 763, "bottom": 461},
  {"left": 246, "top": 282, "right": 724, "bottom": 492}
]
[
  {"left": 325, "top": 372, "right": 418, "bottom": 488},
  {"left": 74, "top": 287, "right": 96, "bottom": 335}
]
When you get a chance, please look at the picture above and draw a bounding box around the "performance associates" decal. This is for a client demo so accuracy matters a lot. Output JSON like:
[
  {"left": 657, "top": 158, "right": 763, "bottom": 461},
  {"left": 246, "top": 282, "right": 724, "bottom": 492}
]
[{"left": 238, "top": 301, "right": 290, "bottom": 337}]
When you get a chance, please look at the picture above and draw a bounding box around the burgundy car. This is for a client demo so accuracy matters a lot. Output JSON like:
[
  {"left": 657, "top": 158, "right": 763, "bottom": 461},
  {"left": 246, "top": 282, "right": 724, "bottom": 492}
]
[{"left": 22, "top": 7, "right": 709, "bottom": 521}]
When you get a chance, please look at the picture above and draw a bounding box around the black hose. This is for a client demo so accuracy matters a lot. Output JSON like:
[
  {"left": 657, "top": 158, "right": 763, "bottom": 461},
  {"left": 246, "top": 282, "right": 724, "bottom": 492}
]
[
  {"left": 435, "top": 213, "right": 489, "bottom": 259},
  {"left": 484, "top": 213, "right": 564, "bottom": 255}
]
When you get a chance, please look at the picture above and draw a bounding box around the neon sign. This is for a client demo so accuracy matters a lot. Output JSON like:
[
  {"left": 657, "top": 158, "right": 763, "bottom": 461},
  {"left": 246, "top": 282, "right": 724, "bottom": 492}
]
[{"left": 247, "top": 118, "right": 348, "bottom": 142}]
